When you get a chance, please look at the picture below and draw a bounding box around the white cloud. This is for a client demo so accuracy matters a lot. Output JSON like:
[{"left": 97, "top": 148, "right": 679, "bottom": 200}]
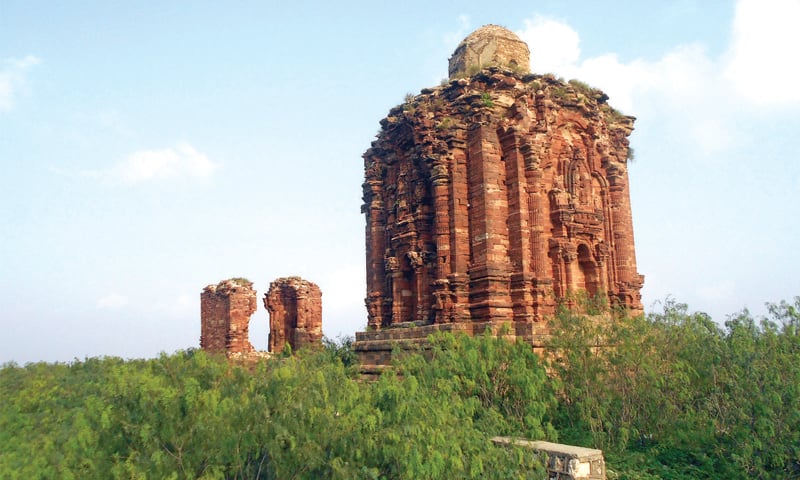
[
  {"left": 97, "top": 293, "right": 129, "bottom": 309},
  {"left": 74, "top": 143, "right": 218, "bottom": 184},
  {"left": 0, "top": 55, "right": 41, "bottom": 111},
  {"left": 518, "top": 15, "right": 580, "bottom": 75},
  {"left": 516, "top": 19, "right": 719, "bottom": 113},
  {"left": 723, "top": 0, "right": 800, "bottom": 106},
  {"left": 517, "top": 1, "right": 800, "bottom": 114},
  {"left": 515, "top": 5, "right": 800, "bottom": 155},
  {"left": 116, "top": 143, "right": 217, "bottom": 183}
]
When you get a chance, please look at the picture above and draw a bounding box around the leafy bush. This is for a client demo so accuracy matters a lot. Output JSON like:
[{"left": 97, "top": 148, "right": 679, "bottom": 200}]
[
  {"left": 547, "top": 296, "right": 800, "bottom": 479},
  {"left": 3, "top": 297, "right": 799, "bottom": 478}
]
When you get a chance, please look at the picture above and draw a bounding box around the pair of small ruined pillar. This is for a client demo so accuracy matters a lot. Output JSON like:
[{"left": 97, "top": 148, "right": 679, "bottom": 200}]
[{"left": 199, "top": 277, "right": 322, "bottom": 355}]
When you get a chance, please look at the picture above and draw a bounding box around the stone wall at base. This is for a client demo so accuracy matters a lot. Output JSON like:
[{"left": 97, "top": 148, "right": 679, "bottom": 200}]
[{"left": 353, "top": 320, "right": 551, "bottom": 371}]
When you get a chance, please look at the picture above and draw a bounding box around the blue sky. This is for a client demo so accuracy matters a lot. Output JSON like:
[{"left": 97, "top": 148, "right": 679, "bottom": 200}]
[{"left": 1, "top": 0, "right": 798, "bottom": 363}]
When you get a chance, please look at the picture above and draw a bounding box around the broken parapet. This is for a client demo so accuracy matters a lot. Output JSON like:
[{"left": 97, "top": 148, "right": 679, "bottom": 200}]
[
  {"left": 264, "top": 276, "right": 323, "bottom": 353},
  {"left": 200, "top": 278, "right": 257, "bottom": 354}
]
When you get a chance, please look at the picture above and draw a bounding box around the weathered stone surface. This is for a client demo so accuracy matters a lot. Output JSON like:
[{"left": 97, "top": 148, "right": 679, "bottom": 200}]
[
  {"left": 448, "top": 24, "right": 530, "bottom": 78},
  {"left": 357, "top": 26, "right": 644, "bottom": 366},
  {"left": 264, "top": 277, "right": 323, "bottom": 352},
  {"left": 200, "top": 278, "right": 257, "bottom": 354}
]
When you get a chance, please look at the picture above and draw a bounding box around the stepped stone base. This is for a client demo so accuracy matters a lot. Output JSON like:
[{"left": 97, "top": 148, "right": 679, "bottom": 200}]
[{"left": 353, "top": 320, "right": 551, "bottom": 375}]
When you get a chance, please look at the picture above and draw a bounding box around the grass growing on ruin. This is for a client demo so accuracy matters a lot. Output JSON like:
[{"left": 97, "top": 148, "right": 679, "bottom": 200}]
[
  {"left": 480, "top": 92, "right": 494, "bottom": 107},
  {"left": 568, "top": 78, "right": 595, "bottom": 96}
]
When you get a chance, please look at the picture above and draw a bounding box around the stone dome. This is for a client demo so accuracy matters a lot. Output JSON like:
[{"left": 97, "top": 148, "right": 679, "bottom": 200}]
[{"left": 448, "top": 24, "right": 530, "bottom": 78}]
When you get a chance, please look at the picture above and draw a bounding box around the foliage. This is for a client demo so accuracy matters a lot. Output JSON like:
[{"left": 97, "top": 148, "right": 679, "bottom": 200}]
[
  {"left": 435, "top": 117, "right": 455, "bottom": 130},
  {"left": 480, "top": 92, "right": 494, "bottom": 108},
  {"left": 547, "top": 296, "right": 800, "bottom": 479},
  {"left": 2, "top": 297, "right": 799, "bottom": 478},
  {"left": 568, "top": 79, "right": 595, "bottom": 95},
  {"left": 551, "top": 86, "right": 570, "bottom": 102},
  {"left": 399, "top": 332, "right": 557, "bottom": 441},
  {"left": 322, "top": 334, "right": 358, "bottom": 369},
  {"left": 602, "top": 105, "right": 629, "bottom": 124},
  {"left": 0, "top": 337, "right": 546, "bottom": 479}
]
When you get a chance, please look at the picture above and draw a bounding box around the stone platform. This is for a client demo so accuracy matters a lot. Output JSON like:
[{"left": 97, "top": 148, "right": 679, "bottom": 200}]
[{"left": 353, "top": 320, "right": 551, "bottom": 374}]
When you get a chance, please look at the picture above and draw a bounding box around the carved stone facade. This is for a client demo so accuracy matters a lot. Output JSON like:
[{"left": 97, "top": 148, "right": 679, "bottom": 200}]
[
  {"left": 200, "top": 278, "right": 257, "bottom": 354},
  {"left": 264, "top": 277, "right": 323, "bottom": 353},
  {"left": 357, "top": 26, "right": 643, "bottom": 367}
]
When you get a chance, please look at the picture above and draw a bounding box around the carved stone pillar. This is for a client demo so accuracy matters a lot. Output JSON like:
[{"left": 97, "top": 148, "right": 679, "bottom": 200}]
[
  {"left": 606, "top": 154, "right": 642, "bottom": 310},
  {"left": 522, "top": 142, "right": 553, "bottom": 319},
  {"left": 363, "top": 157, "right": 387, "bottom": 328},
  {"left": 384, "top": 255, "right": 402, "bottom": 325},
  {"left": 500, "top": 127, "right": 535, "bottom": 323},
  {"left": 466, "top": 124, "right": 513, "bottom": 322},
  {"left": 431, "top": 155, "right": 452, "bottom": 281}
]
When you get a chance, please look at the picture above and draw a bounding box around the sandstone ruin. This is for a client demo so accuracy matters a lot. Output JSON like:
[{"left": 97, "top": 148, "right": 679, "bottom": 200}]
[
  {"left": 200, "top": 278, "right": 257, "bottom": 354},
  {"left": 356, "top": 25, "right": 643, "bottom": 367},
  {"left": 264, "top": 277, "right": 323, "bottom": 353}
]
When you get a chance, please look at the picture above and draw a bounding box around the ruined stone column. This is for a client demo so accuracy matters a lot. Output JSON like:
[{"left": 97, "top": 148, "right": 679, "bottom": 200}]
[
  {"left": 363, "top": 157, "right": 387, "bottom": 329},
  {"left": 200, "top": 278, "right": 256, "bottom": 354},
  {"left": 265, "top": 277, "right": 323, "bottom": 352}
]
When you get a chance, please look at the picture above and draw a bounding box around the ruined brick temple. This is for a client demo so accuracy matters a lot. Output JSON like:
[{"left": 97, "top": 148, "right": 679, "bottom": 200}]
[
  {"left": 200, "top": 276, "right": 322, "bottom": 356},
  {"left": 356, "top": 25, "right": 643, "bottom": 365}
]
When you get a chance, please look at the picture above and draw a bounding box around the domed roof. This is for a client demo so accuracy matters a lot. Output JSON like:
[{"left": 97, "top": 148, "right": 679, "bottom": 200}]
[
  {"left": 448, "top": 24, "right": 530, "bottom": 78},
  {"left": 459, "top": 24, "right": 524, "bottom": 46}
]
